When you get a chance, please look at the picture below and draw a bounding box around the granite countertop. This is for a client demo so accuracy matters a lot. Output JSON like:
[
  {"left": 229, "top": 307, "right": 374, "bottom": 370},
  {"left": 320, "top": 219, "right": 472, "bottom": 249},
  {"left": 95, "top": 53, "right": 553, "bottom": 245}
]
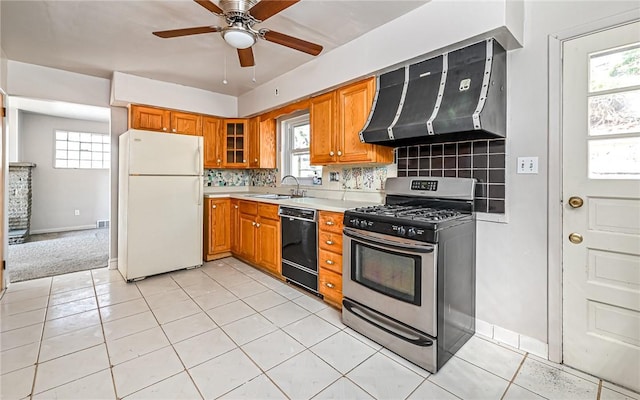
[{"left": 204, "top": 192, "right": 380, "bottom": 213}]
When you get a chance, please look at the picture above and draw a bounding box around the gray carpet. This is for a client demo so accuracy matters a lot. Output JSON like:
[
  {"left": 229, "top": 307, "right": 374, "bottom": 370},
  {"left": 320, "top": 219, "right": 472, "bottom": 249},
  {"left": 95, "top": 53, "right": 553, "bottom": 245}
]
[{"left": 7, "top": 228, "right": 109, "bottom": 283}]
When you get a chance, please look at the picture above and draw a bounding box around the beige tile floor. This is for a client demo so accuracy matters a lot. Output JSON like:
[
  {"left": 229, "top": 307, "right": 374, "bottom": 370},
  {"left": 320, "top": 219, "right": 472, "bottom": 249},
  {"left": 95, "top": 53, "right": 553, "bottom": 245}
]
[{"left": 1, "top": 257, "right": 638, "bottom": 400}]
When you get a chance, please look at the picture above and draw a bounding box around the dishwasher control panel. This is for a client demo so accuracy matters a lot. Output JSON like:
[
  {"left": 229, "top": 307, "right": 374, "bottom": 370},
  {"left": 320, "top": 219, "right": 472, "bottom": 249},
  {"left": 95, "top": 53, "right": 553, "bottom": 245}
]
[{"left": 278, "top": 206, "right": 317, "bottom": 222}]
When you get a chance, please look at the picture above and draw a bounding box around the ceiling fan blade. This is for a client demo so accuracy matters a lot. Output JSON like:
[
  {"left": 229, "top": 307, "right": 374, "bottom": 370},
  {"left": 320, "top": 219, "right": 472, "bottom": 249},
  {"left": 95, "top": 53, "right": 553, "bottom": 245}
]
[
  {"left": 249, "top": 0, "right": 300, "bottom": 21},
  {"left": 237, "top": 48, "right": 255, "bottom": 67},
  {"left": 194, "top": 0, "right": 224, "bottom": 15},
  {"left": 262, "top": 30, "right": 322, "bottom": 56},
  {"left": 153, "top": 26, "right": 220, "bottom": 38}
]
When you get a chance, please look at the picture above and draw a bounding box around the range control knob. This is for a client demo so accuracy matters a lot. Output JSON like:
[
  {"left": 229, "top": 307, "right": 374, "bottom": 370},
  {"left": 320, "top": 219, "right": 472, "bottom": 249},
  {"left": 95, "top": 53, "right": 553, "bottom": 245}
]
[
  {"left": 397, "top": 226, "right": 406, "bottom": 236},
  {"left": 351, "top": 219, "right": 360, "bottom": 227},
  {"left": 360, "top": 220, "right": 368, "bottom": 229},
  {"left": 407, "top": 228, "right": 417, "bottom": 238}
]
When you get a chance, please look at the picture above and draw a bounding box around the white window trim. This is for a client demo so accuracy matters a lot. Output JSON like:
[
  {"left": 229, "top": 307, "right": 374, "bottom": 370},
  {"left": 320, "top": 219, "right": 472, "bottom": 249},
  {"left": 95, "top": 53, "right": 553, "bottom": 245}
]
[
  {"left": 280, "top": 112, "right": 321, "bottom": 186},
  {"left": 54, "top": 130, "right": 110, "bottom": 169}
]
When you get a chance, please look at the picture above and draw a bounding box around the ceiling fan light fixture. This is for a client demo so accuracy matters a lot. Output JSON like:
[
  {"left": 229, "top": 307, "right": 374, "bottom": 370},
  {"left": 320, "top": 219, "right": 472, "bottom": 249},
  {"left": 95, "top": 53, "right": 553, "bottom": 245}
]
[{"left": 222, "top": 24, "right": 256, "bottom": 49}]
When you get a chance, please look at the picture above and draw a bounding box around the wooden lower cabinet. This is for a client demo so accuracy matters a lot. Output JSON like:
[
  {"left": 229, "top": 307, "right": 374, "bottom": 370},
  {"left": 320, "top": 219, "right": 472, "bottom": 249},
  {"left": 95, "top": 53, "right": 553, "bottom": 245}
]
[
  {"left": 317, "top": 211, "right": 345, "bottom": 308},
  {"left": 235, "top": 200, "right": 281, "bottom": 276},
  {"left": 230, "top": 199, "right": 240, "bottom": 254},
  {"left": 204, "top": 198, "right": 231, "bottom": 261}
]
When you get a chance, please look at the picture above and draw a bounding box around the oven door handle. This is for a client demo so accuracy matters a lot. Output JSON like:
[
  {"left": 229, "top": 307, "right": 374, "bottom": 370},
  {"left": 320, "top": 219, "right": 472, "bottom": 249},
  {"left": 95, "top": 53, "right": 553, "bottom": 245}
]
[
  {"left": 343, "top": 228, "right": 435, "bottom": 253},
  {"left": 343, "top": 298, "right": 433, "bottom": 347}
]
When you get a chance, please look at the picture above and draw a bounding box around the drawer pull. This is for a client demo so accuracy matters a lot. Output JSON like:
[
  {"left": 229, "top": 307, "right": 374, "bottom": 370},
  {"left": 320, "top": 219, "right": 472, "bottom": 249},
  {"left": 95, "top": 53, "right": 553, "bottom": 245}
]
[
  {"left": 325, "top": 282, "right": 335, "bottom": 289},
  {"left": 325, "top": 221, "right": 335, "bottom": 226},
  {"left": 326, "top": 240, "right": 334, "bottom": 245},
  {"left": 326, "top": 260, "right": 334, "bottom": 265}
]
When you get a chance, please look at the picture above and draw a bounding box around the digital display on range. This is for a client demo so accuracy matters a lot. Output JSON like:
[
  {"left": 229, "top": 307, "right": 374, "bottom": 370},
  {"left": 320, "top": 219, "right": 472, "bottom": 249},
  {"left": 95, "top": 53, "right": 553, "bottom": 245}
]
[{"left": 411, "top": 180, "right": 438, "bottom": 191}]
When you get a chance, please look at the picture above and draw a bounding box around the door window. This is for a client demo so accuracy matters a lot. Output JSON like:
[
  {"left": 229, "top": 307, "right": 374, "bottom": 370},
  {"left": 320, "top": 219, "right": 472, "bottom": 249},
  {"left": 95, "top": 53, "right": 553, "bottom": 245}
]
[
  {"left": 351, "top": 241, "right": 422, "bottom": 305},
  {"left": 587, "top": 44, "right": 640, "bottom": 179}
]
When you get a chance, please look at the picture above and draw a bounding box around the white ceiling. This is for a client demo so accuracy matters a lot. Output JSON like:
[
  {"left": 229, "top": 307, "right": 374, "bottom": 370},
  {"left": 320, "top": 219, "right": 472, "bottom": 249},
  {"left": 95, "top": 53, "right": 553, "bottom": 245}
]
[{"left": 1, "top": 0, "right": 428, "bottom": 97}]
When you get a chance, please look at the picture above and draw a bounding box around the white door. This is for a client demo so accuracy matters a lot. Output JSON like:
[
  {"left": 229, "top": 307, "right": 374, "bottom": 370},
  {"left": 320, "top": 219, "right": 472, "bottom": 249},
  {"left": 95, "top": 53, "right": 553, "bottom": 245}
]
[
  {"left": 127, "top": 129, "right": 203, "bottom": 176},
  {"left": 562, "top": 21, "right": 640, "bottom": 392},
  {"left": 125, "top": 175, "right": 203, "bottom": 280}
]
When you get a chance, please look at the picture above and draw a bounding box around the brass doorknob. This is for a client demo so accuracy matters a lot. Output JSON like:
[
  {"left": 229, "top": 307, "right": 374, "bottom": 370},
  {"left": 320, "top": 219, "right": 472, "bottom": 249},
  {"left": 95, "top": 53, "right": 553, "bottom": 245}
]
[
  {"left": 569, "top": 233, "right": 583, "bottom": 244},
  {"left": 568, "top": 196, "right": 584, "bottom": 208}
]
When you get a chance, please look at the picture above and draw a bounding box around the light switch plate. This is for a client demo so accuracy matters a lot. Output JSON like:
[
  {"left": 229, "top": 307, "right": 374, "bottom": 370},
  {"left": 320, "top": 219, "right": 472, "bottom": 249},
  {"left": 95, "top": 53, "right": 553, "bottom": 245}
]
[{"left": 517, "top": 157, "right": 538, "bottom": 174}]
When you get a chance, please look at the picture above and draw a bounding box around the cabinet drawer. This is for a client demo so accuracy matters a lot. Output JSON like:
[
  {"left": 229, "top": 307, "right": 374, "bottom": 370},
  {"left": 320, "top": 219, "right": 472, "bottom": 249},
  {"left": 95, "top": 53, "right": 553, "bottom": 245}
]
[
  {"left": 258, "top": 203, "right": 279, "bottom": 220},
  {"left": 318, "top": 211, "right": 343, "bottom": 234},
  {"left": 319, "top": 231, "right": 343, "bottom": 253},
  {"left": 319, "top": 268, "right": 342, "bottom": 306},
  {"left": 239, "top": 200, "right": 258, "bottom": 215},
  {"left": 319, "top": 248, "right": 342, "bottom": 274}
]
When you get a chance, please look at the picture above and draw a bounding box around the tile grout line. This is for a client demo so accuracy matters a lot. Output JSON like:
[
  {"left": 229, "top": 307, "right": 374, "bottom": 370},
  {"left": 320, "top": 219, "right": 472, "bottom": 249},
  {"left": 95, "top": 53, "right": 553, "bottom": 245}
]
[
  {"left": 90, "top": 269, "right": 120, "bottom": 400},
  {"left": 499, "top": 351, "right": 528, "bottom": 400},
  {"left": 597, "top": 379, "right": 603, "bottom": 400},
  {"left": 27, "top": 277, "right": 53, "bottom": 399}
]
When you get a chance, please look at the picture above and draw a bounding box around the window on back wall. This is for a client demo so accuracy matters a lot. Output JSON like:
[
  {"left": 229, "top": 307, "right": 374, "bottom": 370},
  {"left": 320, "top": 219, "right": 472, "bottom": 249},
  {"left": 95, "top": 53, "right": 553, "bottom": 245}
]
[
  {"left": 54, "top": 130, "right": 110, "bottom": 169},
  {"left": 280, "top": 113, "right": 322, "bottom": 184}
]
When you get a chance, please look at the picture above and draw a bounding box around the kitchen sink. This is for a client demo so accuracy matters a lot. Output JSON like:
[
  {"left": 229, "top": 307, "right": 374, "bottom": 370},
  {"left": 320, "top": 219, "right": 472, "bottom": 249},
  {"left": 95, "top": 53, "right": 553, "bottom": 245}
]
[{"left": 247, "top": 194, "right": 293, "bottom": 200}]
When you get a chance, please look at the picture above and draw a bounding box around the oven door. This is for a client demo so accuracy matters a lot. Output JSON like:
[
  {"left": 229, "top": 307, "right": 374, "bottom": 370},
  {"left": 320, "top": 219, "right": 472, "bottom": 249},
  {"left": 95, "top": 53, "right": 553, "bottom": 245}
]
[{"left": 342, "top": 227, "right": 437, "bottom": 337}]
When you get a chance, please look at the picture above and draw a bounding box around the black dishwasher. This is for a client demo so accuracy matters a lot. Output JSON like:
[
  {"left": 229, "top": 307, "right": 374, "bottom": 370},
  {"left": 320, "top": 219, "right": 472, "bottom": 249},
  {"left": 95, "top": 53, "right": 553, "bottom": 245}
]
[{"left": 278, "top": 206, "right": 318, "bottom": 293}]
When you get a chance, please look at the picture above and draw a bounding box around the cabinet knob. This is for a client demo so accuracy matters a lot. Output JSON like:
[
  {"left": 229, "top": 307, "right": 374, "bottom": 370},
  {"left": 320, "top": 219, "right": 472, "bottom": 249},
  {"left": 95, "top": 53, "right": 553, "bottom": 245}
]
[
  {"left": 255, "top": 223, "right": 261, "bottom": 228},
  {"left": 325, "top": 282, "right": 335, "bottom": 289},
  {"left": 162, "top": 127, "right": 167, "bottom": 131},
  {"left": 252, "top": 222, "right": 256, "bottom": 226},
  {"left": 326, "top": 240, "right": 333, "bottom": 245},
  {"left": 329, "top": 151, "right": 334, "bottom": 156},
  {"left": 234, "top": 205, "right": 239, "bottom": 209},
  {"left": 337, "top": 150, "right": 342, "bottom": 156},
  {"left": 326, "top": 260, "right": 334, "bottom": 265},
  {"left": 217, "top": 159, "right": 221, "bottom": 163},
  {"left": 212, "top": 205, "right": 217, "bottom": 209},
  {"left": 325, "top": 221, "right": 334, "bottom": 226},
  {"left": 243, "top": 159, "right": 247, "bottom": 163},
  {"left": 172, "top": 128, "right": 177, "bottom": 133}
]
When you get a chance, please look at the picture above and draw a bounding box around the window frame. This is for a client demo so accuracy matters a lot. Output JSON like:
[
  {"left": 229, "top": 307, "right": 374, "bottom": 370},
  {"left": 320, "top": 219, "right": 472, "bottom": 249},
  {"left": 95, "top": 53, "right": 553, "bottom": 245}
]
[
  {"left": 280, "top": 112, "right": 321, "bottom": 186},
  {"left": 54, "top": 130, "right": 110, "bottom": 170}
]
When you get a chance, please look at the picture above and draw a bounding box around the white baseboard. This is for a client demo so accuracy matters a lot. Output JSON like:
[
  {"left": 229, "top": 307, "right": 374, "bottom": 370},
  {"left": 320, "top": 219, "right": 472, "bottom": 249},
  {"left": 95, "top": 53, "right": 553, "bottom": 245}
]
[
  {"left": 476, "top": 318, "right": 548, "bottom": 359},
  {"left": 108, "top": 258, "right": 118, "bottom": 270},
  {"left": 30, "top": 225, "right": 100, "bottom": 234}
]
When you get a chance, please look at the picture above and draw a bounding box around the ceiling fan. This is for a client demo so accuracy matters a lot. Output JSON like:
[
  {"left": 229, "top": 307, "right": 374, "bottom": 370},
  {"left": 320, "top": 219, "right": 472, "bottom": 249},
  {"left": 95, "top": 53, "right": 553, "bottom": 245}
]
[{"left": 152, "top": 0, "right": 323, "bottom": 67}]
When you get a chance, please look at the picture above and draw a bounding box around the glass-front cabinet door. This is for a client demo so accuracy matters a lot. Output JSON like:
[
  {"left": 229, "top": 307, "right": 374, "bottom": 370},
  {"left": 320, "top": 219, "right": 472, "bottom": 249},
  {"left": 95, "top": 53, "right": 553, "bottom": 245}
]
[{"left": 224, "top": 119, "right": 248, "bottom": 168}]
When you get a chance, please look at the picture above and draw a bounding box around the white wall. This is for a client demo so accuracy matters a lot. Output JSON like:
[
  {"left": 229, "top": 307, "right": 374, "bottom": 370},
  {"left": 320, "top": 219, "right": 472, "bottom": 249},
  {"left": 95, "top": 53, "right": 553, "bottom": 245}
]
[
  {"left": 20, "top": 112, "right": 110, "bottom": 233},
  {"left": 111, "top": 72, "right": 237, "bottom": 117},
  {"left": 238, "top": 0, "right": 523, "bottom": 116},
  {"left": 7, "top": 61, "right": 110, "bottom": 107},
  {"left": 237, "top": 0, "right": 640, "bottom": 343}
]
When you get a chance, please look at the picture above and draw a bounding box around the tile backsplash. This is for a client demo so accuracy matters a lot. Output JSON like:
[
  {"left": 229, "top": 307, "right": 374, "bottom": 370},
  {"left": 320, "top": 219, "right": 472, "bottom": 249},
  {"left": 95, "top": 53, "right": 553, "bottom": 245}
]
[
  {"left": 341, "top": 167, "right": 388, "bottom": 191},
  {"left": 205, "top": 169, "right": 278, "bottom": 187},
  {"left": 396, "top": 139, "right": 506, "bottom": 213}
]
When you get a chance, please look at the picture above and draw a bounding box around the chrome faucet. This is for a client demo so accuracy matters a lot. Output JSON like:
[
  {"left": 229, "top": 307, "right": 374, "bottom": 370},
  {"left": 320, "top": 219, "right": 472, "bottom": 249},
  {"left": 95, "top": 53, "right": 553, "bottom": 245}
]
[{"left": 281, "top": 175, "right": 301, "bottom": 197}]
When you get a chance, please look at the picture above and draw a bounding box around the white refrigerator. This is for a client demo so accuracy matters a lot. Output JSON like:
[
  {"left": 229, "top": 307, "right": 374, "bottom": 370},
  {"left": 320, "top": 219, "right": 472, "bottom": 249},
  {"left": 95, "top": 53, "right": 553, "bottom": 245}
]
[{"left": 118, "top": 129, "right": 203, "bottom": 281}]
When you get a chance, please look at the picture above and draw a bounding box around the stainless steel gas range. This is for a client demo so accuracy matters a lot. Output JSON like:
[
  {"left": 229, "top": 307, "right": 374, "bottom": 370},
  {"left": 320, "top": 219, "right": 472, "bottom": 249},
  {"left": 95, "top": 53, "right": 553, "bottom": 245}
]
[{"left": 341, "top": 177, "right": 476, "bottom": 373}]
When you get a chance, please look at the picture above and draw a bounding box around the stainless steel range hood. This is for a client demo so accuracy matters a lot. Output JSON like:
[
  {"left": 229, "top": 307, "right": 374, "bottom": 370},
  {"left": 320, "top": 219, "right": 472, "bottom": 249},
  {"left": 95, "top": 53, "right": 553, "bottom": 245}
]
[{"left": 359, "top": 39, "right": 506, "bottom": 147}]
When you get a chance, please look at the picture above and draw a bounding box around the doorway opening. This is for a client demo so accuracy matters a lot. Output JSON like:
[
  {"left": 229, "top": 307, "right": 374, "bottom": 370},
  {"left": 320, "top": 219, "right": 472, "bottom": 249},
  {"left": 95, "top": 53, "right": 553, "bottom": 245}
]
[{"left": 5, "top": 97, "right": 111, "bottom": 283}]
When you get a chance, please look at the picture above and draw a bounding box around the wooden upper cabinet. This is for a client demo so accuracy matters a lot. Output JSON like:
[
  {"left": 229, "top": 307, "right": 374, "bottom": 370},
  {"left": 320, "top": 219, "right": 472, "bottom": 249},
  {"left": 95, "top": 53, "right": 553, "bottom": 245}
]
[
  {"left": 310, "top": 78, "right": 393, "bottom": 165},
  {"left": 203, "top": 116, "right": 223, "bottom": 169},
  {"left": 130, "top": 105, "right": 170, "bottom": 132},
  {"left": 310, "top": 91, "right": 337, "bottom": 165},
  {"left": 223, "top": 119, "right": 248, "bottom": 168},
  {"left": 249, "top": 116, "right": 277, "bottom": 169},
  {"left": 171, "top": 111, "right": 202, "bottom": 135},
  {"left": 130, "top": 105, "right": 202, "bottom": 136},
  {"left": 337, "top": 78, "right": 392, "bottom": 164}
]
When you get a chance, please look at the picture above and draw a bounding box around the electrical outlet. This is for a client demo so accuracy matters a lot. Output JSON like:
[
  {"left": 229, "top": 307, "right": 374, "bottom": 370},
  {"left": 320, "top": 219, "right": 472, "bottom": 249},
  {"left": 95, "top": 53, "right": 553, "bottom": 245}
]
[
  {"left": 74, "top": 209, "right": 80, "bottom": 216},
  {"left": 517, "top": 157, "right": 539, "bottom": 174}
]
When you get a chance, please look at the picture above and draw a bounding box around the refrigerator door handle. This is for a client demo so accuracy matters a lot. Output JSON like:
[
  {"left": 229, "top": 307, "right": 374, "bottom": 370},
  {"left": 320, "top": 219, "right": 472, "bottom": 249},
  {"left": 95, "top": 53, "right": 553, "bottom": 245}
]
[
  {"left": 197, "top": 145, "right": 203, "bottom": 176},
  {"left": 198, "top": 178, "right": 202, "bottom": 205}
]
